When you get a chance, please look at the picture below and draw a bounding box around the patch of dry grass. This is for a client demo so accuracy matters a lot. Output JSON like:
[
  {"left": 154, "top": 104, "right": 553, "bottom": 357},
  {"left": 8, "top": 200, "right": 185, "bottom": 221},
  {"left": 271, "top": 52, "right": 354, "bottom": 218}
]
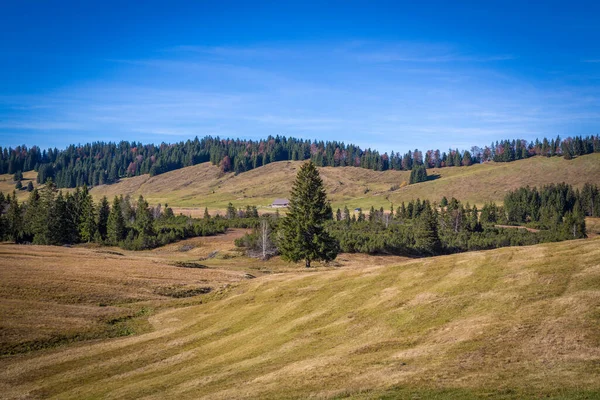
[
  {"left": 0, "top": 171, "right": 38, "bottom": 201},
  {"left": 0, "top": 232, "right": 249, "bottom": 356},
  {"left": 586, "top": 217, "right": 600, "bottom": 237},
  {"left": 1, "top": 237, "right": 599, "bottom": 399}
]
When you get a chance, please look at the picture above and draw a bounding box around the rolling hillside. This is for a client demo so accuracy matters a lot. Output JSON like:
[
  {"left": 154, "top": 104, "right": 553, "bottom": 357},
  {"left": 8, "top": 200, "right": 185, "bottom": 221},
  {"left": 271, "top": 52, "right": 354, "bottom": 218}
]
[
  {"left": 1, "top": 237, "right": 599, "bottom": 399},
  {"left": 88, "top": 153, "right": 600, "bottom": 213},
  {"left": 3, "top": 153, "right": 599, "bottom": 213}
]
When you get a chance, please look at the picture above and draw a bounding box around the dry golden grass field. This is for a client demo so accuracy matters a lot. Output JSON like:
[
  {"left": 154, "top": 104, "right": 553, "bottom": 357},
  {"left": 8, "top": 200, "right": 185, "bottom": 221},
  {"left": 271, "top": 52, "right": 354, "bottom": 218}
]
[
  {"left": 1, "top": 231, "right": 599, "bottom": 399},
  {"left": 87, "top": 153, "right": 600, "bottom": 215}
]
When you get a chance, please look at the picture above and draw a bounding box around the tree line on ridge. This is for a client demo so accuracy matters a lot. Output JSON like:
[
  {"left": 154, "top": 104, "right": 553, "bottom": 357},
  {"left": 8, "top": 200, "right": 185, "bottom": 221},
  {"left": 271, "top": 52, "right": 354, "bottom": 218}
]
[{"left": 2, "top": 134, "right": 599, "bottom": 189}]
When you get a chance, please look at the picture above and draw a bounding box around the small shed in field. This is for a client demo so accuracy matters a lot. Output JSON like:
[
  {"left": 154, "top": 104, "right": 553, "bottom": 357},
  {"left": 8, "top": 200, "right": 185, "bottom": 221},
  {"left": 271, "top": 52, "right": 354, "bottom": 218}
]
[{"left": 271, "top": 198, "right": 290, "bottom": 208}]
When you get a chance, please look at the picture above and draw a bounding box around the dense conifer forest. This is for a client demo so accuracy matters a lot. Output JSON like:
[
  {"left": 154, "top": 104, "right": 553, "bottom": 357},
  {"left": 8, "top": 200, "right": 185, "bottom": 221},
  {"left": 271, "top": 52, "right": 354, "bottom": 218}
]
[{"left": 2, "top": 134, "right": 599, "bottom": 189}]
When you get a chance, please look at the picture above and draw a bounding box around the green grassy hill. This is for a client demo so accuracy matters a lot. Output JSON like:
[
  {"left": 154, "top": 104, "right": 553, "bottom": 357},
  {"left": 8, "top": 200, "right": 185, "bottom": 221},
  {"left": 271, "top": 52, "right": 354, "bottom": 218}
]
[
  {"left": 2, "top": 237, "right": 599, "bottom": 399},
  {"left": 88, "top": 153, "right": 600, "bottom": 212}
]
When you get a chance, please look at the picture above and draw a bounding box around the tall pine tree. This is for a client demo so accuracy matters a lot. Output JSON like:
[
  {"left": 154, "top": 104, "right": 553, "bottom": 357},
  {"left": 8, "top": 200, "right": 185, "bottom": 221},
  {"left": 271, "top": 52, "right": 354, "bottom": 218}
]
[
  {"left": 78, "top": 186, "right": 97, "bottom": 242},
  {"left": 6, "top": 192, "right": 23, "bottom": 242},
  {"left": 414, "top": 203, "right": 441, "bottom": 255},
  {"left": 107, "top": 196, "right": 126, "bottom": 245},
  {"left": 279, "top": 161, "right": 339, "bottom": 267},
  {"left": 97, "top": 196, "right": 110, "bottom": 241}
]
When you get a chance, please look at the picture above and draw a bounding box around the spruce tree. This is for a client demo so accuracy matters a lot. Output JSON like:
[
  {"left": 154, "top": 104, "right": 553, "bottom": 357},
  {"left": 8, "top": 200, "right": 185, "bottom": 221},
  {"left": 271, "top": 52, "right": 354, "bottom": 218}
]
[
  {"left": 414, "top": 204, "right": 441, "bottom": 255},
  {"left": 6, "top": 192, "right": 23, "bottom": 242},
  {"left": 32, "top": 180, "right": 56, "bottom": 244},
  {"left": 409, "top": 165, "right": 428, "bottom": 184},
  {"left": 23, "top": 188, "right": 40, "bottom": 240},
  {"left": 135, "top": 195, "right": 154, "bottom": 237},
  {"left": 51, "top": 191, "right": 71, "bottom": 244},
  {"left": 279, "top": 161, "right": 339, "bottom": 268},
  {"left": 78, "top": 186, "right": 97, "bottom": 242},
  {"left": 440, "top": 196, "right": 448, "bottom": 207},
  {"left": 97, "top": 196, "right": 110, "bottom": 241},
  {"left": 204, "top": 207, "right": 210, "bottom": 219},
  {"left": 107, "top": 196, "right": 126, "bottom": 245}
]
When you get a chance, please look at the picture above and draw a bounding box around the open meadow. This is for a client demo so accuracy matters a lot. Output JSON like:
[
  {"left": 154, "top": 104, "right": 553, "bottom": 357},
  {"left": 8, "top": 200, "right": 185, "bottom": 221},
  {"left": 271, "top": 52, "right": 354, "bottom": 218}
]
[{"left": 1, "top": 230, "right": 599, "bottom": 399}]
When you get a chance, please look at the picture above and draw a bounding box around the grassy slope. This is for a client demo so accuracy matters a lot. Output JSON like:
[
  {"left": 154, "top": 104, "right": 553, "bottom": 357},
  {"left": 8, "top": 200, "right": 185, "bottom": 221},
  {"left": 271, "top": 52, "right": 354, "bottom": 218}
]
[
  {"left": 1, "top": 237, "right": 599, "bottom": 399},
  {"left": 0, "top": 171, "right": 39, "bottom": 201},
  {"left": 0, "top": 236, "right": 244, "bottom": 356},
  {"left": 0, "top": 231, "right": 407, "bottom": 357},
  {"left": 87, "top": 153, "right": 600, "bottom": 213}
]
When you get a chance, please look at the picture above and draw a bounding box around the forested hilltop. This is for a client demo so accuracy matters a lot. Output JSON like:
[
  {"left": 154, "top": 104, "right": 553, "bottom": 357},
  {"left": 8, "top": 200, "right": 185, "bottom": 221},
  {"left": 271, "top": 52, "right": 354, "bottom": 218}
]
[{"left": 2, "top": 134, "right": 599, "bottom": 189}]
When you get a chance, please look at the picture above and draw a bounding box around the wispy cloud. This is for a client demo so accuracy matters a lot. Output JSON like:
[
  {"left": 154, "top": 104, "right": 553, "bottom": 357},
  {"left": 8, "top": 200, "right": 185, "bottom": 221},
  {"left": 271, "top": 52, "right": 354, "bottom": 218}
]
[
  {"left": 168, "top": 45, "right": 298, "bottom": 60},
  {"left": 334, "top": 41, "right": 515, "bottom": 64},
  {"left": 0, "top": 121, "right": 84, "bottom": 130},
  {"left": 350, "top": 52, "right": 515, "bottom": 63}
]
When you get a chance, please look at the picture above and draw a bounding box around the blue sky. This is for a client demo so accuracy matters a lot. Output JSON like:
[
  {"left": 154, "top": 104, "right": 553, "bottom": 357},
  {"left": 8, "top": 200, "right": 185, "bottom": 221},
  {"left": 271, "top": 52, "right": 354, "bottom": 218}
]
[{"left": 1, "top": 1, "right": 599, "bottom": 152}]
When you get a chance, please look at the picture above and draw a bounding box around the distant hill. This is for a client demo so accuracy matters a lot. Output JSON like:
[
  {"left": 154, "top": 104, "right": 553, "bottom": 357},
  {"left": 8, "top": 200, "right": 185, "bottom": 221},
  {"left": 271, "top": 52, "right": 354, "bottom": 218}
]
[
  {"left": 3, "top": 134, "right": 599, "bottom": 189},
  {"left": 87, "top": 152, "right": 600, "bottom": 212}
]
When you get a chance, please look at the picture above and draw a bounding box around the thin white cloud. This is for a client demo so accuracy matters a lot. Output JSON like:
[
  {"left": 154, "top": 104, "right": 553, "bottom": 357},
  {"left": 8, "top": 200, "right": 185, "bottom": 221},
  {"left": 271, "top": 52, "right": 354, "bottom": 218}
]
[
  {"left": 0, "top": 121, "right": 84, "bottom": 130},
  {"left": 168, "top": 45, "right": 298, "bottom": 60},
  {"left": 351, "top": 52, "right": 515, "bottom": 63}
]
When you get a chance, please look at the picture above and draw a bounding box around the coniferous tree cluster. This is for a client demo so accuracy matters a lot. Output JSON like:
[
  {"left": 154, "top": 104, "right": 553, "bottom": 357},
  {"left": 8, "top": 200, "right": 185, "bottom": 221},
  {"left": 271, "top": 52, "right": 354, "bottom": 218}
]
[
  {"left": 0, "top": 183, "right": 262, "bottom": 250},
  {"left": 2, "top": 134, "right": 598, "bottom": 189},
  {"left": 502, "top": 183, "right": 598, "bottom": 237},
  {"left": 474, "top": 135, "right": 600, "bottom": 162},
  {"left": 325, "top": 183, "right": 597, "bottom": 256},
  {"left": 409, "top": 165, "right": 428, "bottom": 184}
]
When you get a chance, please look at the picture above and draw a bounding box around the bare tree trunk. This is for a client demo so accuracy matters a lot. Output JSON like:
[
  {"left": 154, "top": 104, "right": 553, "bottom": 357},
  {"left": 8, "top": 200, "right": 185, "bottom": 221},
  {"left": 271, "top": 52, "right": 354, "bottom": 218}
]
[
  {"left": 255, "top": 218, "right": 277, "bottom": 260},
  {"left": 261, "top": 219, "right": 268, "bottom": 260}
]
